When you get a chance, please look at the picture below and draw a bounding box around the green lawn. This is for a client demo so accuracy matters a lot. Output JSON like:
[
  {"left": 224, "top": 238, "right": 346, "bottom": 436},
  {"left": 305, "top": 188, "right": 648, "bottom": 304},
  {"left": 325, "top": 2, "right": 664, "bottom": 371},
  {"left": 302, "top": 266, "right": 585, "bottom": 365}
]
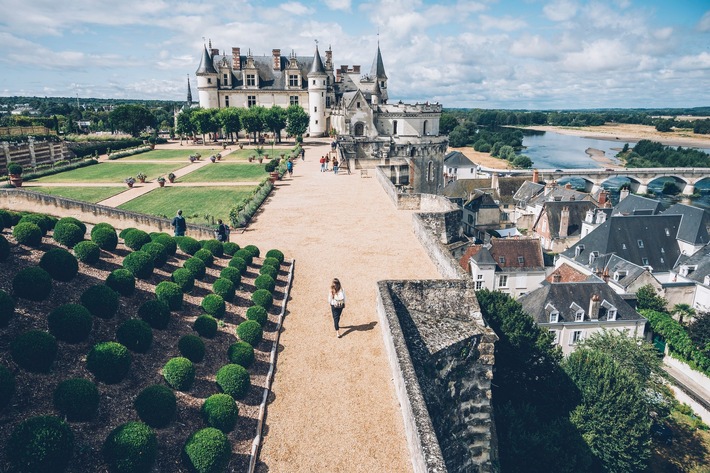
[
  {"left": 223, "top": 147, "right": 294, "bottom": 161},
  {"left": 178, "top": 163, "right": 268, "bottom": 182},
  {"left": 28, "top": 186, "right": 126, "bottom": 203},
  {"left": 123, "top": 149, "right": 221, "bottom": 160},
  {"left": 31, "top": 163, "right": 188, "bottom": 183},
  {"left": 117, "top": 186, "right": 255, "bottom": 224}
]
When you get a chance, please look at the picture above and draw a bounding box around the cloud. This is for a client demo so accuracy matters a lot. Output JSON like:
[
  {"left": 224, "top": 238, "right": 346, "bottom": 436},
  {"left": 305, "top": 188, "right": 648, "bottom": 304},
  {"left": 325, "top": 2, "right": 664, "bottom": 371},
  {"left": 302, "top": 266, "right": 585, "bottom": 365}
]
[
  {"left": 478, "top": 14, "right": 526, "bottom": 32},
  {"left": 698, "top": 11, "right": 710, "bottom": 32},
  {"left": 543, "top": 0, "right": 579, "bottom": 22},
  {"left": 672, "top": 52, "right": 710, "bottom": 71},
  {"left": 323, "top": 0, "right": 351, "bottom": 11},
  {"left": 280, "top": 2, "right": 313, "bottom": 15},
  {"left": 509, "top": 35, "right": 559, "bottom": 60}
]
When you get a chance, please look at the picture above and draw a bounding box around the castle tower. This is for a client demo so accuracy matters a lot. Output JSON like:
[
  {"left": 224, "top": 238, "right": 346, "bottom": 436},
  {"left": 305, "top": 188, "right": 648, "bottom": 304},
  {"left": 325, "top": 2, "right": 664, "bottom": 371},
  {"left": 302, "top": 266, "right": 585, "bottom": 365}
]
[
  {"left": 196, "top": 45, "right": 218, "bottom": 109},
  {"left": 370, "top": 42, "right": 388, "bottom": 104},
  {"left": 307, "top": 44, "right": 327, "bottom": 137}
]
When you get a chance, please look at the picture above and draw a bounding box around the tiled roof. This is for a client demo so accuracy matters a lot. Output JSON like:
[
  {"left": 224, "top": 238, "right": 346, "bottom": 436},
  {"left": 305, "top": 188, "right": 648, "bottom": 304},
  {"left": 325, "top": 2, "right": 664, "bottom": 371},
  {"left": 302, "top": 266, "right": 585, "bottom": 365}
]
[
  {"left": 528, "top": 185, "right": 592, "bottom": 207},
  {"left": 546, "top": 263, "right": 590, "bottom": 283},
  {"left": 206, "top": 53, "right": 317, "bottom": 90},
  {"left": 497, "top": 177, "right": 529, "bottom": 204},
  {"left": 459, "top": 245, "right": 484, "bottom": 272},
  {"left": 444, "top": 151, "right": 475, "bottom": 167},
  {"left": 613, "top": 194, "right": 662, "bottom": 216},
  {"left": 674, "top": 243, "right": 710, "bottom": 284},
  {"left": 663, "top": 203, "right": 710, "bottom": 246},
  {"left": 514, "top": 181, "right": 545, "bottom": 204},
  {"left": 534, "top": 200, "right": 599, "bottom": 239},
  {"left": 488, "top": 238, "right": 545, "bottom": 272},
  {"left": 442, "top": 178, "right": 492, "bottom": 198}
]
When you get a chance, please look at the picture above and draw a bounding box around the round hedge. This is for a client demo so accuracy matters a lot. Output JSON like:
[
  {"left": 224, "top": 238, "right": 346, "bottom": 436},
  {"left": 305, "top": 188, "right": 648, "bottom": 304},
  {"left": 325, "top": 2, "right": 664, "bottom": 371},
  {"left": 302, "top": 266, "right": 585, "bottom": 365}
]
[
  {"left": 246, "top": 305, "right": 268, "bottom": 326},
  {"left": 228, "top": 256, "right": 247, "bottom": 274},
  {"left": 57, "top": 217, "right": 87, "bottom": 235},
  {"left": 162, "top": 357, "right": 195, "bottom": 391},
  {"left": 123, "top": 229, "right": 151, "bottom": 251},
  {"left": 74, "top": 240, "right": 101, "bottom": 264},
  {"left": 243, "top": 244, "right": 260, "bottom": 258},
  {"left": 134, "top": 385, "right": 176, "bottom": 428},
  {"left": 12, "top": 266, "right": 52, "bottom": 301},
  {"left": 178, "top": 335, "right": 206, "bottom": 363},
  {"left": 251, "top": 289, "right": 273, "bottom": 310},
  {"left": 227, "top": 341, "right": 255, "bottom": 368},
  {"left": 177, "top": 236, "right": 201, "bottom": 255},
  {"left": 254, "top": 274, "right": 276, "bottom": 293},
  {"left": 171, "top": 268, "right": 195, "bottom": 293},
  {"left": 7, "top": 415, "right": 74, "bottom": 473},
  {"left": 193, "top": 315, "right": 218, "bottom": 338},
  {"left": 53, "top": 378, "right": 99, "bottom": 422},
  {"left": 53, "top": 222, "right": 84, "bottom": 248},
  {"left": 182, "top": 427, "right": 231, "bottom": 473},
  {"left": 103, "top": 421, "right": 157, "bottom": 473},
  {"left": 91, "top": 225, "right": 118, "bottom": 251},
  {"left": 202, "top": 394, "right": 238, "bottom": 433},
  {"left": 222, "top": 242, "right": 240, "bottom": 256},
  {"left": 212, "top": 278, "right": 235, "bottom": 302},
  {"left": 48, "top": 304, "right": 93, "bottom": 343},
  {"left": 263, "top": 256, "right": 281, "bottom": 268},
  {"left": 13, "top": 222, "right": 43, "bottom": 247},
  {"left": 122, "top": 251, "right": 154, "bottom": 279},
  {"left": 116, "top": 319, "right": 153, "bottom": 353},
  {"left": 11, "top": 330, "right": 57, "bottom": 373},
  {"left": 87, "top": 342, "right": 132, "bottom": 384},
  {"left": 0, "top": 234, "right": 9, "bottom": 261},
  {"left": 237, "top": 320, "right": 263, "bottom": 347},
  {"left": 215, "top": 364, "right": 251, "bottom": 399},
  {"left": 201, "top": 239, "right": 224, "bottom": 257},
  {"left": 233, "top": 249, "right": 253, "bottom": 265},
  {"left": 219, "top": 266, "right": 241, "bottom": 286},
  {"left": 0, "top": 209, "right": 11, "bottom": 229},
  {"left": 0, "top": 365, "right": 15, "bottom": 410},
  {"left": 18, "top": 213, "right": 53, "bottom": 235},
  {"left": 150, "top": 232, "right": 177, "bottom": 255},
  {"left": 140, "top": 241, "right": 168, "bottom": 268},
  {"left": 0, "top": 290, "right": 14, "bottom": 327},
  {"left": 194, "top": 248, "right": 214, "bottom": 267},
  {"left": 259, "top": 264, "right": 278, "bottom": 280},
  {"left": 118, "top": 227, "right": 136, "bottom": 239},
  {"left": 183, "top": 257, "right": 206, "bottom": 280},
  {"left": 201, "top": 294, "right": 225, "bottom": 318},
  {"left": 156, "top": 281, "right": 183, "bottom": 311},
  {"left": 81, "top": 284, "right": 119, "bottom": 319},
  {"left": 39, "top": 248, "right": 79, "bottom": 282},
  {"left": 8, "top": 211, "right": 22, "bottom": 226},
  {"left": 106, "top": 269, "right": 136, "bottom": 296},
  {"left": 138, "top": 300, "right": 171, "bottom": 330},
  {"left": 265, "top": 249, "right": 285, "bottom": 264}
]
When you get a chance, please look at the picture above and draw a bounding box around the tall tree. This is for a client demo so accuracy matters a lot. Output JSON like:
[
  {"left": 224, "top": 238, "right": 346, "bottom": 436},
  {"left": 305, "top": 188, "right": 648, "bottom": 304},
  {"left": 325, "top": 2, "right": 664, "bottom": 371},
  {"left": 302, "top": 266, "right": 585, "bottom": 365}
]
[
  {"left": 218, "top": 108, "right": 241, "bottom": 142},
  {"left": 108, "top": 104, "right": 156, "bottom": 137},
  {"left": 285, "top": 104, "right": 309, "bottom": 141},
  {"left": 439, "top": 112, "right": 458, "bottom": 135},
  {"left": 242, "top": 106, "right": 266, "bottom": 144},
  {"left": 636, "top": 284, "right": 668, "bottom": 313},
  {"left": 175, "top": 108, "right": 196, "bottom": 142},
  {"left": 264, "top": 106, "right": 287, "bottom": 143},
  {"left": 190, "top": 108, "right": 219, "bottom": 143}
]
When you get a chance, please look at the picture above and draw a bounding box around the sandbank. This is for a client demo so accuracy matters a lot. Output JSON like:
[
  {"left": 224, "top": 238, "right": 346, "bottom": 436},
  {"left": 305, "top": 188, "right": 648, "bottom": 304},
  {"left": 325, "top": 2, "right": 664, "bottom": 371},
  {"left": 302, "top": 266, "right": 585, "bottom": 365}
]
[
  {"left": 526, "top": 124, "right": 710, "bottom": 149},
  {"left": 449, "top": 146, "right": 512, "bottom": 169}
]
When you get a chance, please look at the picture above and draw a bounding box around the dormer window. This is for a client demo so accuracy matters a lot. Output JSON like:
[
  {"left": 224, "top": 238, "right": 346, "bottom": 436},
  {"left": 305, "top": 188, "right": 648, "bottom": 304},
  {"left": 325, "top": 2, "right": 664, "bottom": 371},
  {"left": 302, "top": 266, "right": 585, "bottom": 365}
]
[
  {"left": 518, "top": 256, "right": 525, "bottom": 265},
  {"left": 642, "top": 258, "right": 649, "bottom": 266},
  {"left": 661, "top": 248, "right": 665, "bottom": 253},
  {"left": 499, "top": 256, "right": 506, "bottom": 265},
  {"left": 570, "top": 302, "right": 584, "bottom": 321},
  {"left": 549, "top": 311, "right": 559, "bottom": 323},
  {"left": 589, "top": 251, "right": 599, "bottom": 265},
  {"left": 613, "top": 270, "right": 627, "bottom": 281},
  {"left": 638, "top": 240, "right": 644, "bottom": 248},
  {"left": 575, "top": 244, "right": 585, "bottom": 257},
  {"left": 622, "top": 243, "right": 627, "bottom": 250},
  {"left": 704, "top": 275, "right": 710, "bottom": 286},
  {"left": 607, "top": 309, "right": 617, "bottom": 321},
  {"left": 665, "top": 228, "right": 670, "bottom": 236},
  {"left": 289, "top": 74, "right": 299, "bottom": 87},
  {"left": 246, "top": 74, "right": 256, "bottom": 87}
]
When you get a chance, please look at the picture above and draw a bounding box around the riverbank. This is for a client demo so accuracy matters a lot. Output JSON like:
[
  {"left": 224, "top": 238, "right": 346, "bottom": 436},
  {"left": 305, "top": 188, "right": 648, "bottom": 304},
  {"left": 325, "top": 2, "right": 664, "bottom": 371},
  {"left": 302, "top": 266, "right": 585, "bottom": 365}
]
[
  {"left": 526, "top": 124, "right": 710, "bottom": 149},
  {"left": 449, "top": 146, "right": 512, "bottom": 169},
  {"left": 585, "top": 147, "right": 618, "bottom": 167}
]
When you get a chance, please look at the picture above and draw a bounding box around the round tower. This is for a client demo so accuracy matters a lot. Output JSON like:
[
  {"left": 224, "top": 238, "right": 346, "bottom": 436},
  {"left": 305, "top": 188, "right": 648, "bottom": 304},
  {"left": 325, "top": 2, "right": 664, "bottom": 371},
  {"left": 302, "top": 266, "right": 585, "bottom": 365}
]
[
  {"left": 307, "top": 44, "right": 327, "bottom": 137},
  {"left": 195, "top": 45, "right": 218, "bottom": 109}
]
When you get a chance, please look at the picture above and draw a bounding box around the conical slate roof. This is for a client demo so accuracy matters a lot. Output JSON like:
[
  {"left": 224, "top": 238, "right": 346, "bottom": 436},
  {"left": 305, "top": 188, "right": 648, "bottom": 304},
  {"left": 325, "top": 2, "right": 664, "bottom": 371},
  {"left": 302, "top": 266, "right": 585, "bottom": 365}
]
[
  {"left": 196, "top": 46, "right": 217, "bottom": 74},
  {"left": 186, "top": 76, "right": 192, "bottom": 104},
  {"left": 309, "top": 45, "right": 326, "bottom": 75},
  {"left": 370, "top": 43, "right": 387, "bottom": 79}
]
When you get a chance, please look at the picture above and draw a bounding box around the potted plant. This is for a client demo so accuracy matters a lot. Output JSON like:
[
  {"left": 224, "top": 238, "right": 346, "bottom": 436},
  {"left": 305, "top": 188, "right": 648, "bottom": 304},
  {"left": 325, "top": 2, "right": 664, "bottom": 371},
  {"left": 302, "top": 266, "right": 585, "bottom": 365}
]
[
  {"left": 168, "top": 172, "right": 176, "bottom": 183},
  {"left": 216, "top": 153, "right": 222, "bottom": 161},
  {"left": 249, "top": 155, "right": 254, "bottom": 163},
  {"left": 7, "top": 163, "right": 23, "bottom": 187},
  {"left": 125, "top": 177, "right": 136, "bottom": 188},
  {"left": 239, "top": 143, "right": 244, "bottom": 149},
  {"left": 157, "top": 176, "right": 166, "bottom": 187},
  {"left": 210, "top": 155, "right": 217, "bottom": 163},
  {"left": 189, "top": 154, "right": 197, "bottom": 163},
  {"left": 137, "top": 172, "right": 147, "bottom": 183},
  {"left": 195, "top": 153, "right": 201, "bottom": 160}
]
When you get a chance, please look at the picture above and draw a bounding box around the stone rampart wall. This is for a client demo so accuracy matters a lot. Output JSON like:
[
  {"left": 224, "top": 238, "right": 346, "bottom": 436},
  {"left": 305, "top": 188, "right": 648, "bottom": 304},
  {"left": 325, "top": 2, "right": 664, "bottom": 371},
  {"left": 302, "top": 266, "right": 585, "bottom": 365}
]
[{"left": 2, "top": 141, "right": 72, "bottom": 173}]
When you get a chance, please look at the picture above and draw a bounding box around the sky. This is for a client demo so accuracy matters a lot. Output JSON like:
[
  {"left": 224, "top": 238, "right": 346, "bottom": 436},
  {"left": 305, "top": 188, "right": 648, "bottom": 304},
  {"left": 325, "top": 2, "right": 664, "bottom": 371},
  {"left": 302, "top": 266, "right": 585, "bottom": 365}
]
[{"left": 0, "top": 0, "right": 708, "bottom": 110}]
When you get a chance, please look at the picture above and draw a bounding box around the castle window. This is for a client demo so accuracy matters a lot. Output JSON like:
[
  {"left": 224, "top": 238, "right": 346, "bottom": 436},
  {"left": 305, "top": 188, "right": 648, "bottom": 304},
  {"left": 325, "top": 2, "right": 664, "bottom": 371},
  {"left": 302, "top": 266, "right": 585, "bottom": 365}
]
[
  {"left": 289, "top": 74, "right": 299, "bottom": 87},
  {"left": 423, "top": 120, "right": 428, "bottom": 136},
  {"left": 223, "top": 73, "right": 228, "bottom": 84},
  {"left": 380, "top": 81, "right": 386, "bottom": 88},
  {"left": 290, "top": 96, "right": 299, "bottom": 106},
  {"left": 225, "top": 96, "right": 229, "bottom": 107},
  {"left": 207, "top": 78, "right": 212, "bottom": 84},
  {"left": 498, "top": 275, "right": 508, "bottom": 287},
  {"left": 354, "top": 123, "right": 364, "bottom": 136},
  {"left": 393, "top": 120, "right": 398, "bottom": 135},
  {"left": 314, "top": 106, "right": 317, "bottom": 113},
  {"left": 247, "top": 96, "right": 256, "bottom": 107},
  {"left": 247, "top": 74, "right": 256, "bottom": 87},
  {"left": 475, "top": 280, "right": 483, "bottom": 290},
  {"left": 313, "top": 79, "right": 316, "bottom": 85},
  {"left": 356, "top": 101, "right": 361, "bottom": 108},
  {"left": 427, "top": 160, "right": 433, "bottom": 182},
  {"left": 326, "top": 97, "right": 331, "bottom": 108},
  {"left": 323, "top": 80, "right": 326, "bottom": 85}
]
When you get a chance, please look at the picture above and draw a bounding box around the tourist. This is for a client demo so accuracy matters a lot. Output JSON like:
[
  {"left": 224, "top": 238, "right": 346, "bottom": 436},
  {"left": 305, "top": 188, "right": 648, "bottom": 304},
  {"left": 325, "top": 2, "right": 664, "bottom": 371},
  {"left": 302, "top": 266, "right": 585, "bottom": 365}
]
[
  {"left": 172, "top": 210, "right": 186, "bottom": 237},
  {"left": 328, "top": 278, "right": 346, "bottom": 338},
  {"left": 333, "top": 157, "right": 339, "bottom": 174},
  {"left": 320, "top": 155, "right": 326, "bottom": 172},
  {"left": 301, "top": 148, "right": 305, "bottom": 161},
  {"left": 216, "top": 219, "right": 228, "bottom": 242},
  {"left": 287, "top": 158, "right": 293, "bottom": 177}
]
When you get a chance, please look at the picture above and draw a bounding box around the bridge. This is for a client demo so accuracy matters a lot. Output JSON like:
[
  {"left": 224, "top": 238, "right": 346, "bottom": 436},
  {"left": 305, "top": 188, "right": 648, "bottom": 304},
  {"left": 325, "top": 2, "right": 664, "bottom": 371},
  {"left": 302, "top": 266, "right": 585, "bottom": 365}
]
[{"left": 475, "top": 166, "right": 710, "bottom": 195}]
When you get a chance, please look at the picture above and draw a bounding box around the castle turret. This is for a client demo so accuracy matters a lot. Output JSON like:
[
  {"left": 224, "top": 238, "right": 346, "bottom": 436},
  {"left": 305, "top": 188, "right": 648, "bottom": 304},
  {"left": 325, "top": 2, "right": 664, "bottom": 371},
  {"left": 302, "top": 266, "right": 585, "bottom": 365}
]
[
  {"left": 370, "top": 42, "right": 388, "bottom": 103},
  {"left": 196, "top": 45, "right": 218, "bottom": 109},
  {"left": 307, "top": 44, "right": 327, "bottom": 137}
]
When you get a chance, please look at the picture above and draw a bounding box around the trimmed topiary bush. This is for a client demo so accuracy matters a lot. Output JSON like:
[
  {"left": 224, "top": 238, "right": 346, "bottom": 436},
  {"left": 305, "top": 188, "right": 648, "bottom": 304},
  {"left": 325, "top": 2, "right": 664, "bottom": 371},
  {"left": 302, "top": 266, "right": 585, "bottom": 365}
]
[
  {"left": 116, "top": 319, "right": 153, "bottom": 353},
  {"left": 259, "top": 264, "right": 278, "bottom": 280},
  {"left": 53, "top": 222, "right": 84, "bottom": 248},
  {"left": 263, "top": 256, "right": 281, "bottom": 268},
  {"left": 53, "top": 378, "right": 99, "bottom": 422},
  {"left": 162, "top": 357, "right": 195, "bottom": 391},
  {"left": 8, "top": 211, "right": 22, "bottom": 226},
  {"left": 201, "top": 294, "right": 225, "bottom": 318},
  {"left": 0, "top": 365, "right": 15, "bottom": 410},
  {"left": 177, "top": 236, "right": 201, "bottom": 255},
  {"left": 12, "top": 266, "right": 52, "bottom": 301},
  {"left": 122, "top": 229, "right": 151, "bottom": 251},
  {"left": 106, "top": 269, "right": 135, "bottom": 296},
  {"left": 219, "top": 266, "right": 241, "bottom": 286},
  {"left": 11, "top": 330, "right": 57, "bottom": 373},
  {"left": 39, "top": 248, "right": 79, "bottom": 281},
  {"left": 227, "top": 341, "right": 255, "bottom": 368},
  {"left": 254, "top": 274, "right": 276, "bottom": 292},
  {"left": 119, "top": 227, "right": 136, "bottom": 239},
  {"left": 183, "top": 257, "right": 206, "bottom": 280},
  {"left": 243, "top": 244, "right": 260, "bottom": 258},
  {"left": 193, "top": 315, "right": 218, "bottom": 338},
  {"left": 171, "top": 268, "right": 195, "bottom": 293},
  {"left": 0, "top": 290, "right": 14, "bottom": 327},
  {"left": 91, "top": 224, "right": 118, "bottom": 251},
  {"left": 87, "top": 342, "right": 132, "bottom": 384},
  {"left": 18, "top": 213, "right": 53, "bottom": 235},
  {"left": 13, "top": 222, "right": 43, "bottom": 247},
  {"left": 222, "top": 242, "right": 240, "bottom": 256},
  {"left": 246, "top": 305, "right": 268, "bottom": 326},
  {"left": 103, "top": 421, "right": 157, "bottom": 473},
  {"left": 0, "top": 234, "right": 10, "bottom": 261},
  {"left": 251, "top": 289, "right": 273, "bottom": 310},
  {"left": 182, "top": 427, "right": 230, "bottom": 473},
  {"left": 122, "top": 250, "right": 154, "bottom": 279},
  {"left": 178, "top": 335, "right": 206, "bottom": 363},
  {"left": 134, "top": 385, "right": 176, "bottom": 428},
  {"left": 140, "top": 241, "right": 168, "bottom": 268},
  {"left": 48, "top": 304, "right": 93, "bottom": 343},
  {"left": 201, "top": 394, "right": 238, "bottom": 433},
  {"left": 156, "top": 281, "right": 183, "bottom": 311},
  {"left": 73, "top": 240, "right": 101, "bottom": 264},
  {"left": 237, "top": 320, "right": 263, "bottom": 347},
  {"left": 56, "top": 217, "right": 87, "bottom": 235},
  {"left": 228, "top": 256, "right": 247, "bottom": 274},
  {"left": 0, "top": 209, "right": 12, "bottom": 230},
  {"left": 212, "top": 278, "right": 235, "bottom": 302},
  {"left": 150, "top": 232, "right": 177, "bottom": 255},
  {"left": 138, "top": 300, "right": 171, "bottom": 329},
  {"left": 215, "top": 364, "right": 251, "bottom": 399},
  {"left": 265, "top": 249, "right": 285, "bottom": 264},
  {"left": 194, "top": 248, "right": 214, "bottom": 267},
  {"left": 81, "top": 284, "right": 119, "bottom": 319},
  {"left": 201, "top": 239, "right": 224, "bottom": 258},
  {"left": 7, "top": 415, "right": 74, "bottom": 473},
  {"left": 234, "top": 249, "right": 253, "bottom": 265}
]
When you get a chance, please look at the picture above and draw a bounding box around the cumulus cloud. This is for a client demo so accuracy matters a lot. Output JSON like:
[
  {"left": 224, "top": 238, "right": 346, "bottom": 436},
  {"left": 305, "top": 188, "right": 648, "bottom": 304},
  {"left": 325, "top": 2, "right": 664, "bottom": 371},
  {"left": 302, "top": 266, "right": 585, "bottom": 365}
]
[
  {"left": 323, "top": 0, "right": 351, "bottom": 11},
  {"left": 543, "top": 0, "right": 579, "bottom": 22},
  {"left": 478, "top": 14, "right": 526, "bottom": 32},
  {"left": 509, "top": 35, "right": 559, "bottom": 60},
  {"left": 698, "top": 11, "right": 710, "bottom": 31}
]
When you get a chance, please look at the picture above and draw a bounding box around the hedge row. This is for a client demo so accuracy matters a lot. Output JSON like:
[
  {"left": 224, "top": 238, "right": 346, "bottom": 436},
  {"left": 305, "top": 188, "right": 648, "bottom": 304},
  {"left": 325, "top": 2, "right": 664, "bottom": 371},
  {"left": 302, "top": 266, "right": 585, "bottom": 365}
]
[{"left": 642, "top": 309, "right": 710, "bottom": 375}]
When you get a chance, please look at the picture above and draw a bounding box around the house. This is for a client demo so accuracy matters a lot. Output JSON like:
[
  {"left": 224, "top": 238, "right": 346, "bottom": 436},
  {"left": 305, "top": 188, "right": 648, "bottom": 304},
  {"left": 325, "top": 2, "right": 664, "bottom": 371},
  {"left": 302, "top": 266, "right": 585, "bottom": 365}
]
[
  {"left": 612, "top": 193, "right": 663, "bottom": 216},
  {"left": 518, "top": 281, "right": 647, "bottom": 355},
  {"left": 461, "top": 238, "right": 547, "bottom": 298},
  {"left": 462, "top": 191, "right": 500, "bottom": 239},
  {"left": 546, "top": 263, "right": 594, "bottom": 284},
  {"left": 515, "top": 181, "right": 602, "bottom": 232},
  {"left": 444, "top": 151, "right": 477, "bottom": 183},
  {"left": 532, "top": 199, "right": 601, "bottom": 252},
  {"left": 662, "top": 203, "right": 710, "bottom": 256},
  {"left": 670, "top": 243, "right": 710, "bottom": 313}
]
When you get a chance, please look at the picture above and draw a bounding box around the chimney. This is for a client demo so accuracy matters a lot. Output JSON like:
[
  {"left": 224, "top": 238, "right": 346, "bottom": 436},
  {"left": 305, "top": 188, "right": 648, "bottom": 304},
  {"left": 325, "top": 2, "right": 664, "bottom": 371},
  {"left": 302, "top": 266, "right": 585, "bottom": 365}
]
[
  {"left": 602, "top": 269, "right": 610, "bottom": 283},
  {"left": 559, "top": 206, "right": 570, "bottom": 238},
  {"left": 272, "top": 49, "right": 281, "bottom": 70},
  {"left": 325, "top": 47, "right": 333, "bottom": 69},
  {"left": 232, "top": 48, "right": 241, "bottom": 70},
  {"left": 565, "top": 182, "right": 572, "bottom": 189},
  {"left": 596, "top": 210, "right": 607, "bottom": 224},
  {"left": 491, "top": 173, "right": 500, "bottom": 193},
  {"left": 545, "top": 181, "right": 556, "bottom": 196},
  {"left": 552, "top": 272, "right": 561, "bottom": 283},
  {"left": 589, "top": 294, "right": 601, "bottom": 320},
  {"left": 619, "top": 187, "right": 630, "bottom": 201},
  {"left": 532, "top": 169, "right": 539, "bottom": 184},
  {"left": 598, "top": 190, "right": 608, "bottom": 206},
  {"left": 585, "top": 209, "right": 594, "bottom": 224},
  {"left": 353, "top": 65, "right": 361, "bottom": 73}
]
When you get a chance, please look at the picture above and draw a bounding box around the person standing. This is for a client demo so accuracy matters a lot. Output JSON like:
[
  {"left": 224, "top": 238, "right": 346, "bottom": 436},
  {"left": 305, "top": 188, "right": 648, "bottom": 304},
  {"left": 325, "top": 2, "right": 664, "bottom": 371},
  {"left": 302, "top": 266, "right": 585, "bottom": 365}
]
[
  {"left": 333, "top": 157, "right": 339, "bottom": 175},
  {"left": 328, "top": 278, "right": 346, "bottom": 338},
  {"left": 301, "top": 147, "right": 305, "bottom": 161},
  {"left": 216, "top": 219, "right": 228, "bottom": 242},
  {"left": 172, "top": 209, "right": 186, "bottom": 237},
  {"left": 287, "top": 158, "right": 293, "bottom": 177},
  {"left": 320, "top": 155, "right": 326, "bottom": 172}
]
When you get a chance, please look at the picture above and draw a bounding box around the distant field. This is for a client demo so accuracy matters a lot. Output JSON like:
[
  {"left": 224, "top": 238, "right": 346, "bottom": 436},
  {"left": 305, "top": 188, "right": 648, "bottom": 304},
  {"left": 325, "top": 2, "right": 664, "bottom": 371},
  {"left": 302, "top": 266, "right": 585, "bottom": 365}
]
[
  {"left": 178, "top": 163, "right": 267, "bottom": 182},
  {"left": 31, "top": 163, "right": 188, "bottom": 183},
  {"left": 120, "top": 148, "right": 221, "bottom": 161},
  {"left": 29, "top": 186, "right": 125, "bottom": 203}
]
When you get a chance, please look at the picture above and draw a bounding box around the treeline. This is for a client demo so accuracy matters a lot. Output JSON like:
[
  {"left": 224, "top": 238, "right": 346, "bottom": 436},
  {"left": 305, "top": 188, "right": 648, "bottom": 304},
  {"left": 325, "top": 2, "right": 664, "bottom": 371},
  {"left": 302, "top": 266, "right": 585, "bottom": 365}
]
[
  {"left": 624, "top": 139, "right": 710, "bottom": 168},
  {"left": 447, "top": 121, "right": 532, "bottom": 168}
]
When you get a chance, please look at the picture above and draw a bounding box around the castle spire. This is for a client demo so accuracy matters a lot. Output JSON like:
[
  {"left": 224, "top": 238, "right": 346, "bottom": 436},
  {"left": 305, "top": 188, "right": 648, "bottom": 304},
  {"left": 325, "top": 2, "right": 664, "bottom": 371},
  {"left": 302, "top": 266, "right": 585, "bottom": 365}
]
[
  {"left": 186, "top": 75, "right": 192, "bottom": 105},
  {"left": 370, "top": 41, "right": 387, "bottom": 79},
  {"left": 309, "top": 42, "right": 326, "bottom": 75},
  {"left": 196, "top": 45, "right": 217, "bottom": 74}
]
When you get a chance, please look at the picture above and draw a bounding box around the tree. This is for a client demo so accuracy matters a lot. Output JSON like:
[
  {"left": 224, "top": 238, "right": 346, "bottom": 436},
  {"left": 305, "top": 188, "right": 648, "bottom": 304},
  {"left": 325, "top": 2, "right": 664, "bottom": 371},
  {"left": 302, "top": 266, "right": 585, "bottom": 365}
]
[
  {"left": 264, "top": 106, "right": 287, "bottom": 143},
  {"left": 285, "top": 105, "right": 309, "bottom": 141},
  {"left": 672, "top": 303, "right": 696, "bottom": 325},
  {"left": 190, "top": 109, "right": 219, "bottom": 143},
  {"left": 447, "top": 125, "right": 469, "bottom": 147},
  {"left": 175, "top": 109, "right": 196, "bottom": 142},
  {"left": 439, "top": 112, "right": 458, "bottom": 135},
  {"left": 218, "top": 108, "right": 241, "bottom": 142},
  {"left": 688, "top": 312, "right": 710, "bottom": 357},
  {"left": 636, "top": 284, "right": 667, "bottom": 312},
  {"left": 498, "top": 145, "right": 515, "bottom": 161},
  {"left": 242, "top": 106, "right": 266, "bottom": 144},
  {"left": 512, "top": 155, "right": 532, "bottom": 169},
  {"left": 109, "top": 105, "right": 156, "bottom": 137}
]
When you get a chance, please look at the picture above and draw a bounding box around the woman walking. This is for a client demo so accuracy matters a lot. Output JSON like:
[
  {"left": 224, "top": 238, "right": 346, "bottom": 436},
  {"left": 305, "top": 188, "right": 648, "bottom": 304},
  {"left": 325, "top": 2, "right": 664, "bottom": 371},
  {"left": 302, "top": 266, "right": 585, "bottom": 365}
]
[{"left": 328, "top": 278, "right": 346, "bottom": 338}]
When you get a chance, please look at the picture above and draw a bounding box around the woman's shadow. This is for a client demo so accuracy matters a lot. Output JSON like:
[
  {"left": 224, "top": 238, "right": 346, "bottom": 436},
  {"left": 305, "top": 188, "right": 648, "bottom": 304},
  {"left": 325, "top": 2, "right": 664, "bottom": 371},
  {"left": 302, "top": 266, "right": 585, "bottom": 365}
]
[{"left": 340, "top": 321, "right": 377, "bottom": 338}]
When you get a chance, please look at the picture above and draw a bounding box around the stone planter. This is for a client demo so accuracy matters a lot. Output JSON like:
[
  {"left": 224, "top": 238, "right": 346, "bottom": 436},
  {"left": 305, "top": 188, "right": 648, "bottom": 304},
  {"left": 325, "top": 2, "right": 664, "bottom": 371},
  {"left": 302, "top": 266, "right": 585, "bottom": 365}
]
[
  {"left": 168, "top": 176, "right": 175, "bottom": 183},
  {"left": 210, "top": 156, "right": 216, "bottom": 163},
  {"left": 158, "top": 180, "right": 165, "bottom": 187},
  {"left": 127, "top": 182, "right": 134, "bottom": 188},
  {"left": 9, "top": 175, "right": 22, "bottom": 187},
  {"left": 269, "top": 171, "right": 279, "bottom": 183}
]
